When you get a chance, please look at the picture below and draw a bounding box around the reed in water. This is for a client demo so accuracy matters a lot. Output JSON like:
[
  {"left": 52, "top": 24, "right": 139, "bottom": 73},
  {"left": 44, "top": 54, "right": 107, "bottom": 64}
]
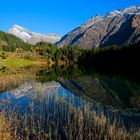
[{"left": 0, "top": 83, "right": 140, "bottom": 140}]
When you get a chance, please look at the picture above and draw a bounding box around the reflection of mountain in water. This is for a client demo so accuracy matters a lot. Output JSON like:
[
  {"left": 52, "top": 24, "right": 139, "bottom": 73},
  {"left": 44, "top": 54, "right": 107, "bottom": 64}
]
[
  {"left": 35, "top": 66, "right": 140, "bottom": 112},
  {"left": 0, "top": 81, "right": 61, "bottom": 113},
  {"left": 59, "top": 76, "right": 140, "bottom": 111},
  {"left": 1, "top": 65, "right": 139, "bottom": 127},
  {"left": 0, "top": 79, "right": 140, "bottom": 127}
]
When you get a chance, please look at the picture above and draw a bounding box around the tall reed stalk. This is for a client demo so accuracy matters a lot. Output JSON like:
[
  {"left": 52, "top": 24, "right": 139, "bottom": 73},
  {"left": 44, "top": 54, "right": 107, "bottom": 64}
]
[{"left": 0, "top": 82, "right": 140, "bottom": 140}]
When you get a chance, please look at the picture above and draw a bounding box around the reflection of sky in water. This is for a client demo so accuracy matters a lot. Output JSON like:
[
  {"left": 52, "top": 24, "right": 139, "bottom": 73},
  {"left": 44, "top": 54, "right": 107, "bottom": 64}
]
[
  {"left": 0, "top": 81, "right": 140, "bottom": 128},
  {"left": 0, "top": 82, "right": 81, "bottom": 113},
  {"left": 58, "top": 86, "right": 81, "bottom": 106},
  {"left": 0, "top": 91, "right": 31, "bottom": 114}
]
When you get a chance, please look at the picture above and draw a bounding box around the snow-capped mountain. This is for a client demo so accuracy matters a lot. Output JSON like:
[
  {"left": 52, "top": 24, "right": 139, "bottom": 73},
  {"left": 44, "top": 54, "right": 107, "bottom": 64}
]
[
  {"left": 9, "top": 25, "right": 32, "bottom": 42},
  {"left": 80, "top": 6, "right": 140, "bottom": 29},
  {"left": 58, "top": 6, "right": 140, "bottom": 48},
  {"left": 8, "top": 25, "right": 61, "bottom": 45},
  {"left": 106, "top": 5, "right": 140, "bottom": 18}
]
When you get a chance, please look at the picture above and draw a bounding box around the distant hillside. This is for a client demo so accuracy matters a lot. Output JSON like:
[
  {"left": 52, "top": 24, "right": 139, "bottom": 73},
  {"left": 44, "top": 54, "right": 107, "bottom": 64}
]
[
  {"left": 58, "top": 6, "right": 140, "bottom": 48},
  {"left": 0, "top": 31, "right": 33, "bottom": 51}
]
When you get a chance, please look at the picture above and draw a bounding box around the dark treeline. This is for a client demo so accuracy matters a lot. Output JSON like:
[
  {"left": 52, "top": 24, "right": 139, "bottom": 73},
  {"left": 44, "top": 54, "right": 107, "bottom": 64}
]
[
  {"left": 36, "top": 63, "right": 140, "bottom": 87},
  {"left": 0, "top": 31, "right": 33, "bottom": 51},
  {"left": 78, "top": 41, "right": 140, "bottom": 81},
  {"left": 34, "top": 43, "right": 82, "bottom": 64}
]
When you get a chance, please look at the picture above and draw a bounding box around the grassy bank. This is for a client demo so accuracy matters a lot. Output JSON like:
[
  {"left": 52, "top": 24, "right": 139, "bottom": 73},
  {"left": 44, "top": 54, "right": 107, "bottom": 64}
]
[{"left": 0, "top": 51, "right": 48, "bottom": 92}]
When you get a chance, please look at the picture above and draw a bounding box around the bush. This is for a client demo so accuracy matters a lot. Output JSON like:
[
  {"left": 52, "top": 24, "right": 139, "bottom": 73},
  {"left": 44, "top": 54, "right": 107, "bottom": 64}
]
[{"left": 0, "top": 52, "right": 8, "bottom": 59}]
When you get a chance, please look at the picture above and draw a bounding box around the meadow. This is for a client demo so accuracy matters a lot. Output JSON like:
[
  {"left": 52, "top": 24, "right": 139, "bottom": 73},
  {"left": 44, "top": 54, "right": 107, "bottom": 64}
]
[{"left": 0, "top": 51, "right": 49, "bottom": 92}]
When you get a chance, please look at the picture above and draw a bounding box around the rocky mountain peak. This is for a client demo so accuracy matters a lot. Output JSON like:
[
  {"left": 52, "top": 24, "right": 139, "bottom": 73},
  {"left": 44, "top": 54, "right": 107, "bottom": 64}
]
[
  {"left": 106, "top": 5, "right": 140, "bottom": 18},
  {"left": 80, "top": 6, "right": 140, "bottom": 30},
  {"left": 81, "top": 15, "right": 104, "bottom": 29},
  {"left": 12, "top": 24, "right": 26, "bottom": 30},
  {"left": 58, "top": 5, "right": 140, "bottom": 48},
  {"left": 9, "top": 24, "right": 32, "bottom": 42},
  {"left": 8, "top": 24, "right": 61, "bottom": 45}
]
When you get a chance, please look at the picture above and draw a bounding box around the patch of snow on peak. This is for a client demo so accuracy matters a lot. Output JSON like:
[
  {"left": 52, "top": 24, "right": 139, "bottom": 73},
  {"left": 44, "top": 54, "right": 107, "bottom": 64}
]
[
  {"left": 9, "top": 24, "right": 32, "bottom": 42},
  {"left": 13, "top": 24, "right": 24, "bottom": 30},
  {"left": 106, "top": 5, "right": 140, "bottom": 18}
]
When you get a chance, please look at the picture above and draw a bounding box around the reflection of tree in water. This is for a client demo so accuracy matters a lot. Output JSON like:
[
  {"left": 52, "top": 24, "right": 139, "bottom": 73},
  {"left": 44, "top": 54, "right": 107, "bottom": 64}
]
[{"left": 35, "top": 65, "right": 140, "bottom": 111}]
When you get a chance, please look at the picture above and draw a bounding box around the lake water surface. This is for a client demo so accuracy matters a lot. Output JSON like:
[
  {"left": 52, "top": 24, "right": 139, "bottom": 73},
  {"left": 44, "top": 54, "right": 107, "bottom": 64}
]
[{"left": 0, "top": 66, "right": 140, "bottom": 138}]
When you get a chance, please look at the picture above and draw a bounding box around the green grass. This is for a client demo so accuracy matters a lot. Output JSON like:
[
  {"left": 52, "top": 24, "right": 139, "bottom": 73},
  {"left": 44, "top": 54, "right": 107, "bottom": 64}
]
[
  {"left": 0, "top": 57, "right": 33, "bottom": 69},
  {"left": 0, "top": 51, "right": 49, "bottom": 70},
  {"left": 0, "top": 51, "right": 49, "bottom": 92}
]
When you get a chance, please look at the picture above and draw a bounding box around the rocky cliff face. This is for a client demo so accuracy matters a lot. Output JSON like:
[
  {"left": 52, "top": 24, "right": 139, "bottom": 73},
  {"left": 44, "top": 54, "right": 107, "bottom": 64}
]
[
  {"left": 8, "top": 25, "right": 61, "bottom": 45},
  {"left": 58, "top": 6, "right": 140, "bottom": 48}
]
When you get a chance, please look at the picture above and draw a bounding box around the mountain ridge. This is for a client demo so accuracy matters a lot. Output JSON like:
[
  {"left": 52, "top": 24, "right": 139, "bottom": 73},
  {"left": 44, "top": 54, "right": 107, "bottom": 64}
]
[
  {"left": 8, "top": 24, "right": 61, "bottom": 45},
  {"left": 58, "top": 5, "right": 140, "bottom": 48}
]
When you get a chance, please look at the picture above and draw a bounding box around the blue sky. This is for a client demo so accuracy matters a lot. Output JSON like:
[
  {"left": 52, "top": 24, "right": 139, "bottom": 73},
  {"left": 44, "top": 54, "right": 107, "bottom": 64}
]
[{"left": 0, "top": 0, "right": 140, "bottom": 35}]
